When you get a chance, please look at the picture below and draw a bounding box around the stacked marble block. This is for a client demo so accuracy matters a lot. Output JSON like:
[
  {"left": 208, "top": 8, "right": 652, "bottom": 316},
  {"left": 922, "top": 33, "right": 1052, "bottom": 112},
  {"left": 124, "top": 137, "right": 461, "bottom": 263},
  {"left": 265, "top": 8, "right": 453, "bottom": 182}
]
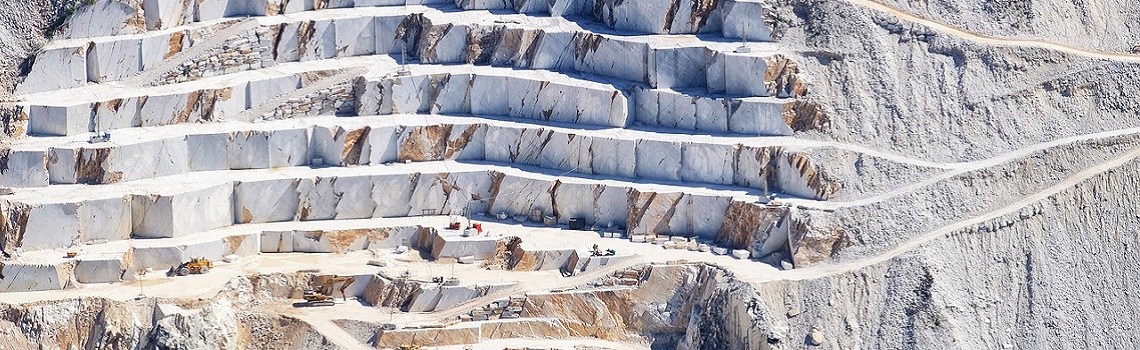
[
  {"left": 458, "top": 0, "right": 772, "bottom": 40},
  {"left": 260, "top": 226, "right": 425, "bottom": 253},
  {"left": 57, "top": 0, "right": 769, "bottom": 41},
  {"left": 22, "top": 74, "right": 306, "bottom": 137},
  {"left": 18, "top": 18, "right": 248, "bottom": 94}
]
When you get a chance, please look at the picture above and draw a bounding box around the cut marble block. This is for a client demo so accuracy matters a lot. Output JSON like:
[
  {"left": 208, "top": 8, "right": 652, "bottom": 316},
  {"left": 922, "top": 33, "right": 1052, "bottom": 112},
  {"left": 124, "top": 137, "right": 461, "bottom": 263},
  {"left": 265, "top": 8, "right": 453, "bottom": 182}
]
[
  {"left": 416, "top": 23, "right": 469, "bottom": 64},
  {"left": 248, "top": 75, "right": 301, "bottom": 107},
  {"left": 489, "top": 176, "right": 554, "bottom": 217},
  {"left": 537, "top": 132, "right": 592, "bottom": 174},
  {"left": 722, "top": 53, "right": 769, "bottom": 97},
  {"left": 208, "top": 85, "right": 250, "bottom": 121},
  {"left": 455, "top": 0, "right": 511, "bottom": 9},
  {"left": 21, "top": 202, "right": 81, "bottom": 250},
  {"left": 288, "top": 228, "right": 395, "bottom": 253},
  {"left": 373, "top": 14, "right": 409, "bottom": 55},
  {"left": 576, "top": 254, "right": 634, "bottom": 272},
  {"left": 551, "top": 182, "right": 600, "bottom": 224},
  {"left": 58, "top": 0, "right": 144, "bottom": 39},
  {"left": 301, "top": 19, "right": 337, "bottom": 61},
  {"left": 469, "top": 74, "right": 510, "bottom": 115},
  {"left": 728, "top": 97, "right": 792, "bottom": 135},
  {"left": 572, "top": 34, "right": 648, "bottom": 83},
  {"left": 261, "top": 230, "right": 295, "bottom": 253},
  {"left": 588, "top": 136, "right": 637, "bottom": 178},
  {"left": 187, "top": 133, "right": 230, "bottom": 171},
  {"left": 93, "top": 97, "right": 142, "bottom": 131},
  {"left": 430, "top": 233, "right": 500, "bottom": 260},
  {"left": 297, "top": 176, "right": 340, "bottom": 221},
  {"left": 132, "top": 233, "right": 259, "bottom": 270},
  {"left": 196, "top": 0, "right": 234, "bottom": 21},
  {"left": 47, "top": 138, "right": 190, "bottom": 184},
  {"left": 138, "top": 90, "right": 205, "bottom": 126},
  {"left": 648, "top": 46, "right": 709, "bottom": 90},
  {"left": 132, "top": 182, "right": 234, "bottom": 238},
  {"left": 513, "top": 249, "right": 578, "bottom": 271},
  {"left": 227, "top": 131, "right": 273, "bottom": 170},
  {"left": 681, "top": 143, "right": 736, "bottom": 185},
  {"left": 0, "top": 150, "right": 48, "bottom": 188},
  {"left": 635, "top": 88, "right": 790, "bottom": 135},
  {"left": 334, "top": 16, "right": 376, "bottom": 57},
  {"left": 720, "top": 0, "right": 775, "bottom": 42},
  {"left": 233, "top": 178, "right": 300, "bottom": 224},
  {"left": 310, "top": 124, "right": 373, "bottom": 166},
  {"left": 0, "top": 263, "right": 68, "bottom": 292},
  {"left": 593, "top": 0, "right": 675, "bottom": 34},
  {"left": 142, "top": 0, "right": 194, "bottom": 30},
  {"left": 634, "top": 139, "right": 683, "bottom": 181},
  {"left": 333, "top": 175, "right": 378, "bottom": 219},
  {"left": 267, "top": 128, "right": 310, "bottom": 167},
  {"left": 74, "top": 253, "right": 128, "bottom": 283},
  {"left": 78, "top": 196, "right": 133, "bottom": 243},
  {"left": 733, "top": 145, "right": 774, "bottom": 190},
  {"left": 27, "top": 104, "right": 90, "bottom": 136},
  {"left": 438, "top": 172, "right": 495, "bottom": 215},
  {"left": 372, "top": 173, "right": 416, "bottom": 217},
  {"left": 87, "top": 38, "right": 142, "bottom": 83}
]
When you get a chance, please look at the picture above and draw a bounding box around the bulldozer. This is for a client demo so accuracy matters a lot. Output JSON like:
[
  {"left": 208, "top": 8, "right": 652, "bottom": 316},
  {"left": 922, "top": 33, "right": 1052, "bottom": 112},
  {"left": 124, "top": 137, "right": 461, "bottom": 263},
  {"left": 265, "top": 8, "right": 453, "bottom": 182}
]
[
  {"left": 300, "top": 275, "right": 356, "bottom": 307},
  {"left": 171, "top": 257, "right": 212, "bottom": 276}
]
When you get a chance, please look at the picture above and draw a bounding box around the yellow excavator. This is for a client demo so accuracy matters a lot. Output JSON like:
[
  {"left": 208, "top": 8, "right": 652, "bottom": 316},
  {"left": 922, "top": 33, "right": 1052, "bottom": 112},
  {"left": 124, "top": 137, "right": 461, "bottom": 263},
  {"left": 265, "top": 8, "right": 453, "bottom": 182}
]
[
  {"left": 300, "top": 275, "right": 356, "bottom": 307},
  {"left": 170, "top": 257, "right": 212, "bottom": 276}
]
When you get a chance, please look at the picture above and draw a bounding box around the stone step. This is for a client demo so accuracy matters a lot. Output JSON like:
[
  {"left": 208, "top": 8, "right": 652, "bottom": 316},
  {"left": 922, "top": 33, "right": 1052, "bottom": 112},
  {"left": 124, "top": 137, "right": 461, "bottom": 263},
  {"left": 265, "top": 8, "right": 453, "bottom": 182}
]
[
  {"left": 0, "top": 161, "right": 785, "bottom": 254},
  {"left": 0, "top": 218, "right": 431, "bottom": 293},
  {"left": 353, "top": 65, "right": 636, "bottom": 128},
  {"left": 24, "top": 7, "right": 791, "bottom": 95},
  {"left": 2, "top": 114, "right": 851, "bottom": 205}
]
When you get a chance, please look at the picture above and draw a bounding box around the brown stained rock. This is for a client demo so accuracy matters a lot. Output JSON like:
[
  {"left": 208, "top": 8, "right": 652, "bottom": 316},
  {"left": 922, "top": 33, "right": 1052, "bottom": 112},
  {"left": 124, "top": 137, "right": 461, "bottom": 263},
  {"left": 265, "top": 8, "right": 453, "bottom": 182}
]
[
  {"left": 715, "top": 201, "right": 788, "bottom": 250},
  {"left": 341, "top": 126, "right": 371, "bottom": 165},
  {"left": 399, "top": 125, "right": 450, "bottom": 162},
  {"left": 417, "top": 23, "right": 455, "bottom": 64},
  {"left": 325, "top": 228, "right": 389, "bottom": 253},
  {"left": 378, "top": 327, "right": 479, "bottom": 348},
  {"left": 296, "top": 21, "right": 316, "bottom": 58},
  {"left": 573, "top": 33, "right": 605, "bottom": 60},
  {"left": 626, "top": 191, "right": 685, "bottom": 235},
  {"left": 165, "top": 31, "right": 185, "bottom": 59},
  {"left": 781, "top": 99, "right": 830, "bottom": 133},
  {"left": 480, "top": 319, "right": 572, "bottom": 340},
  {"left": 0, "top": 201, "right": 31, "bottom": 256},
  {"left": 689, "top": 0, "right": 720, "bottom": 31},
  {"left": 783, "top": 150, "right": 840, "bottom": 200},
  {"left": 298, "top": 205, "right": 310, "bottom": 221},
  {"left": 266, "top": 1, "right": 281, "bottom": 16},
  {"left": 764, "top": 54, "right": 809, "bottom": 98},
  {"left": 442, "top": 124, "right": 478, "bottom": 159},
  {"left": 0, "top": 148, "right": 9, "bottom": 175},
  {"left": 361, "top": 276, "right": 424, "bottom": 310},
  {"left": 240, "top": 207, "right": 254, "bottom": 224},
  {"left": 788, "top": 215, "right": 849, "bottom": 267},
  {"left": 523, "top": 290, "right": 641, "bottom": 342},
  {"left": 0, "top": 105, "right": 28, "bottom": 139},
  {"left": 76, "top": 148, "right": 112, "bottom": 185},
  {"left": 173, "top": 90, "right": 203, "bottom": 124},
  {"left": 395, "top": 14, "right": 427, "bottom": 49}
]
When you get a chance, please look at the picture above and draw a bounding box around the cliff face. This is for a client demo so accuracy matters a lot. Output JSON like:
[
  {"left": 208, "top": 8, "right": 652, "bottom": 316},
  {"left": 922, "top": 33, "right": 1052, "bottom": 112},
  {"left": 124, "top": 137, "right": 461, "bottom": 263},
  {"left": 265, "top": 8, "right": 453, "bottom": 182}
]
[{"left": 773, "top": 0, "right": 1140, "bottom": 162}]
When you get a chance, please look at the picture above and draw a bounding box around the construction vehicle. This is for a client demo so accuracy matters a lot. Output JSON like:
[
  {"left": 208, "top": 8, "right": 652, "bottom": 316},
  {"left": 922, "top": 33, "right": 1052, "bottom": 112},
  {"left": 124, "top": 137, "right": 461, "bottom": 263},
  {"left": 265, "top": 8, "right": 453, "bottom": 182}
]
[
  {"left": 300, "top": 275, "right": 356, "bottom": 306},
  {"left": 397, "top": 346, "right": 420, "bottom": 350},
  {"left": 171, "top": 257, "right": 212, "bottom": 276},
  {"left": 591, "top": 244, "right": 616, "bottom": 257}
]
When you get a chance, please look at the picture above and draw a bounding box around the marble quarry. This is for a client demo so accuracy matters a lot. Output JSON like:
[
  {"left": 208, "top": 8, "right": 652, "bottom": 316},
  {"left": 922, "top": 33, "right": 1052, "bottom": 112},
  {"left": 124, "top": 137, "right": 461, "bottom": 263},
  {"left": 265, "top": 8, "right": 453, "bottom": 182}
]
[
  {"left": 0, "top": 0, "right": 853, "bottom": 348},
  {"left": 0, "top": 0, "right": 829, "bottom": 295}
]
